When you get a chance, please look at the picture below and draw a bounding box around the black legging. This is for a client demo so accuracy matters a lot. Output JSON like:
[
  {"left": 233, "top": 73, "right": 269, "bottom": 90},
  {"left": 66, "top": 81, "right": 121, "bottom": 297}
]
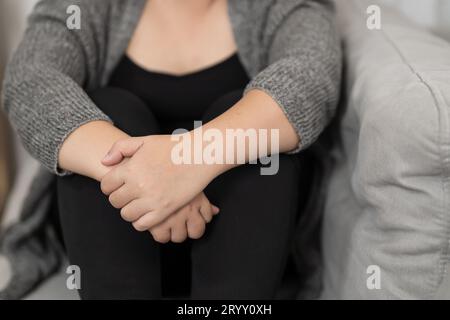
[{"left": 57, "top": 87, "right": 301, "bottom": 299}]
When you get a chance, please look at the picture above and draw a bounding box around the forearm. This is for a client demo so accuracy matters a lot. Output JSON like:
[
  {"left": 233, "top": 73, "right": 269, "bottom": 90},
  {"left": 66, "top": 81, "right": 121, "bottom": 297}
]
[
  {"left": 58, "top": 121, "right": 129, "bottom": 181},
  {"left": 194, "top": 89, "right": 300, "bottom": 177}
]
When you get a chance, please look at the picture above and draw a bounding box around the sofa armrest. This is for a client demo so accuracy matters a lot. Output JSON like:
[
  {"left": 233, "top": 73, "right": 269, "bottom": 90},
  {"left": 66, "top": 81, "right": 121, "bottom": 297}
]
[{"left": 322, "top": 0, "right": 450, "bottom": 299}]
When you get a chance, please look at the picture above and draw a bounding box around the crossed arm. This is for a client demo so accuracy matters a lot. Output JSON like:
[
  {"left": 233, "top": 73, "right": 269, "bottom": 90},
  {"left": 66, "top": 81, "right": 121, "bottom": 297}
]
[
  {"left": 3, "top": 0, "right": 339, "bottom": 243},
  {"left": 58, "top": 89, "right": 300, "bottom": 243}
]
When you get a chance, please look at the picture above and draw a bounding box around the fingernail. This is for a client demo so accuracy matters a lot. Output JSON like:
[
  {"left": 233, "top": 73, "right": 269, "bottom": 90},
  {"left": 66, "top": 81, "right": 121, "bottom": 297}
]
[
  {"left": 102, "top": 151, "right": 112, "bottom": 162},
  {"left": 212, "top": 205, "right": 220, "bottom": 214}
]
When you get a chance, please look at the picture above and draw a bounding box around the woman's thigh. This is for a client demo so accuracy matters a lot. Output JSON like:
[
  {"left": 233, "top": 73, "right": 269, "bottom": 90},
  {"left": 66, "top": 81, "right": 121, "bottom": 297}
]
[
  {"left": 190, "top": 91, "right": 301, "bottom": 299},
  {"left": 57, "top": 87, "right": 162, "bottom": 299},
  {"left": 191, "top": 155, "right": 300, "bottom": 299}
]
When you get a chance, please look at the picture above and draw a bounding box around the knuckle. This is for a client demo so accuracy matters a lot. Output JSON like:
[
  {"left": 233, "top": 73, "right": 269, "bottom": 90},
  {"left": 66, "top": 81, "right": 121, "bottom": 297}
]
[
  {"left": 189, "top": 229, "right": 204, "bottom": 240},
  {"left": 137, "top": 181, "right": 146, "bottom": 191},
  {"left": 158, "top": 197, "right": 172, "bottom": 210},
  {"left": 189, "top": 221, "right": 205, "bottom": 239},
  {"left": 120, "top": 207, "right": 134, "bottom": 222},
  {"left": 152, "top": 231, "right": 170, "bottom": 244},
  {"left": 108, "top": 194, "right": 121, "bottom": 209},
  {"left": 100, "top": 180, "right": 110, "bottom": 195},
  {"left": 162, "top": 201, "right": 171, "bottom": 211},
  {"left": 171, "top": 237, "right": 186, "bottom": 244},
  {"left": 133, "top": 220, "right": 147, "bottom": 232}
]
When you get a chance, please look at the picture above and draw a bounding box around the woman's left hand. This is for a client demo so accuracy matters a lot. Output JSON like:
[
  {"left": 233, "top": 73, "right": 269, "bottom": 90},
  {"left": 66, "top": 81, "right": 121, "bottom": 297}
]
[
  {"left": 149, "top": 192, "right": 219, "bottom": 243},
  {"left": 100, "top": 134, "right": 218, "bottom": 230}
]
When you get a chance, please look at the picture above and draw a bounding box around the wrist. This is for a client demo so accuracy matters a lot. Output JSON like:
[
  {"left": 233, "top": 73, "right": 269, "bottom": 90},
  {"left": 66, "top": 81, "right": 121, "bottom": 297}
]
[{"left": 185, "top": 130, "right": 236, "bottom": 180}]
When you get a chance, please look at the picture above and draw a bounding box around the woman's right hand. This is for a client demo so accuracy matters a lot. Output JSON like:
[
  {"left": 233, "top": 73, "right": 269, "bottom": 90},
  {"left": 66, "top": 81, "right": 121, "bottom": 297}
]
[
  {"left": 99, "top": 136, "right": 220, "bottom": 242},
  {"left": 147, "top": 192, "right": 219, "bottom": 243}
]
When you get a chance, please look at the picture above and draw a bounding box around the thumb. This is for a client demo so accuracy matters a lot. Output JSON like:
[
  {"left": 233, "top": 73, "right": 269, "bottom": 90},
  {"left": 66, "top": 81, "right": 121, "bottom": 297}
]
[
  {"left": 102, "top": 138, "right": 144, "bottom": 166},
  {"left": 212, "top": 205, "right": 220, "bottom": 215}
]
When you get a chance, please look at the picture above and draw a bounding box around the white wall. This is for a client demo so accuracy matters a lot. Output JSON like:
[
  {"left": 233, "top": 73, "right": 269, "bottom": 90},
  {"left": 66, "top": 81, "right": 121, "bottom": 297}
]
[
  {"left": 0, "top": 0, "right": 449, "bottom": 227},
  {"left": 382, "top": 0, "right": 450, "bottom": 40},
  {"left": 0, "top": 0, "right": 39, "bottom": 229},
  {"left": 0, "top": 0, "right": 37, "bottom": 60},
  {"left": 1, "top": 0, "right": 449, "bottom": 59}
]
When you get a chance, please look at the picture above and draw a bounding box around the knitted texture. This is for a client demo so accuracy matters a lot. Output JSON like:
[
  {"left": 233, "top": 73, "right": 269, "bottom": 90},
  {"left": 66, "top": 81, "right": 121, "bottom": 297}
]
[
  {"left": 0, "top": 0, "right": 341, "bottom": 299},
  {"left": 2, "top": 0, "right": 341, "bottom": 174}
]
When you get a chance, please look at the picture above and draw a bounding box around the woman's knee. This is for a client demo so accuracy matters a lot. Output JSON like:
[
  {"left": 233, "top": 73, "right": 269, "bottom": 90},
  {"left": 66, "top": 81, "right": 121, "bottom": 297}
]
[
  {"left": 202, "top": 90, "right": 243, "bottom": 123},
  {"left": 88, "top": 87, "right": 160, "bottom": 136},
  {"left": 207, "top": 154, "right": 300, "bottom": 209}
]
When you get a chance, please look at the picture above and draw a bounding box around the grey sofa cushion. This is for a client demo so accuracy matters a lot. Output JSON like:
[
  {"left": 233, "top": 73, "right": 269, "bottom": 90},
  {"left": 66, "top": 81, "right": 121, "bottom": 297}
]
[
  {"left": 322, "top": 0, "right": 450, "bottom": 299},
  {"left": 24, "top": 265, "right": 79, "bottom": 300}
]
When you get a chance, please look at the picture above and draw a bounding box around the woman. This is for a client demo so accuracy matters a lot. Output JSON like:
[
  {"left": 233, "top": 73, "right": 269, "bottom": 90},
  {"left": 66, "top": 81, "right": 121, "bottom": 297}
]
[{"left": 2, "top": 0, "right": 341, "bottom": 299}]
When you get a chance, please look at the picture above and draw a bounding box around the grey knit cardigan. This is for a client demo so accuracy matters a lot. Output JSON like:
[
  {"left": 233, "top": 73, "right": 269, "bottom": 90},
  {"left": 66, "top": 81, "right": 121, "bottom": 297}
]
[{"left": 0, "top": 0, "right": 341, "bottom": 299}]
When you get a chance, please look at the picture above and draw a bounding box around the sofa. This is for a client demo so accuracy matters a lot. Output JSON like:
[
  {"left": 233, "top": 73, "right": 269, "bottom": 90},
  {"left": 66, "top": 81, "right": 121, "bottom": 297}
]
[
  {"left": 320, "top": 0, "right": 450, "bottom": 299},
  {"left": 1, "top": 0, "right": 450, "bottom": 299}
]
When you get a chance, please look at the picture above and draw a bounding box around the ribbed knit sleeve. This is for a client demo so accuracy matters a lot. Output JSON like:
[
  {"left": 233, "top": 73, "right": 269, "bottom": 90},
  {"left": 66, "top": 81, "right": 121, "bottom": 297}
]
[
  {"left": 1, "top": 0, "right": 112, "bottom": 175},
  {"left": 245, "top": 0, "right": 342, "bottom": 151}
]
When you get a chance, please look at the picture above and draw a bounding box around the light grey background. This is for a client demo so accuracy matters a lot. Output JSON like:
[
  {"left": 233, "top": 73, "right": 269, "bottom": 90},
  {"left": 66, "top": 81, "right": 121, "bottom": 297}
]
[
  {"left": 1, "top": 0, "right": 450, "bottom": 228},
  {"left": 0, "top": 0, "right": 450, "bottom": 300}
]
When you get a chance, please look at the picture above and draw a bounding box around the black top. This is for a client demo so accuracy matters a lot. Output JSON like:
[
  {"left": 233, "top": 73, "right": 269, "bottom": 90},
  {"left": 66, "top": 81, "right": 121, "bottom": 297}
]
[{"left": 109, "top": 54, "right": 250, "bottom": 130}]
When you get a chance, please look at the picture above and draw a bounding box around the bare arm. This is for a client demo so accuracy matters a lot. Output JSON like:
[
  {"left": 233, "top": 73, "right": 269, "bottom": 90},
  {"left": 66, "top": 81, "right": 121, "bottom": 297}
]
[
  {"left": 99, "top": 88, "right": 300, "bottom": 231},
  {"left": 2, "top": 1, "right": 115, "bottom": 175},
  {"left": 58, "top": 121, "right": 129, "bottom": 181},
  {"left": 199, "top": 89, "right": 300, "bottom": 176}
]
